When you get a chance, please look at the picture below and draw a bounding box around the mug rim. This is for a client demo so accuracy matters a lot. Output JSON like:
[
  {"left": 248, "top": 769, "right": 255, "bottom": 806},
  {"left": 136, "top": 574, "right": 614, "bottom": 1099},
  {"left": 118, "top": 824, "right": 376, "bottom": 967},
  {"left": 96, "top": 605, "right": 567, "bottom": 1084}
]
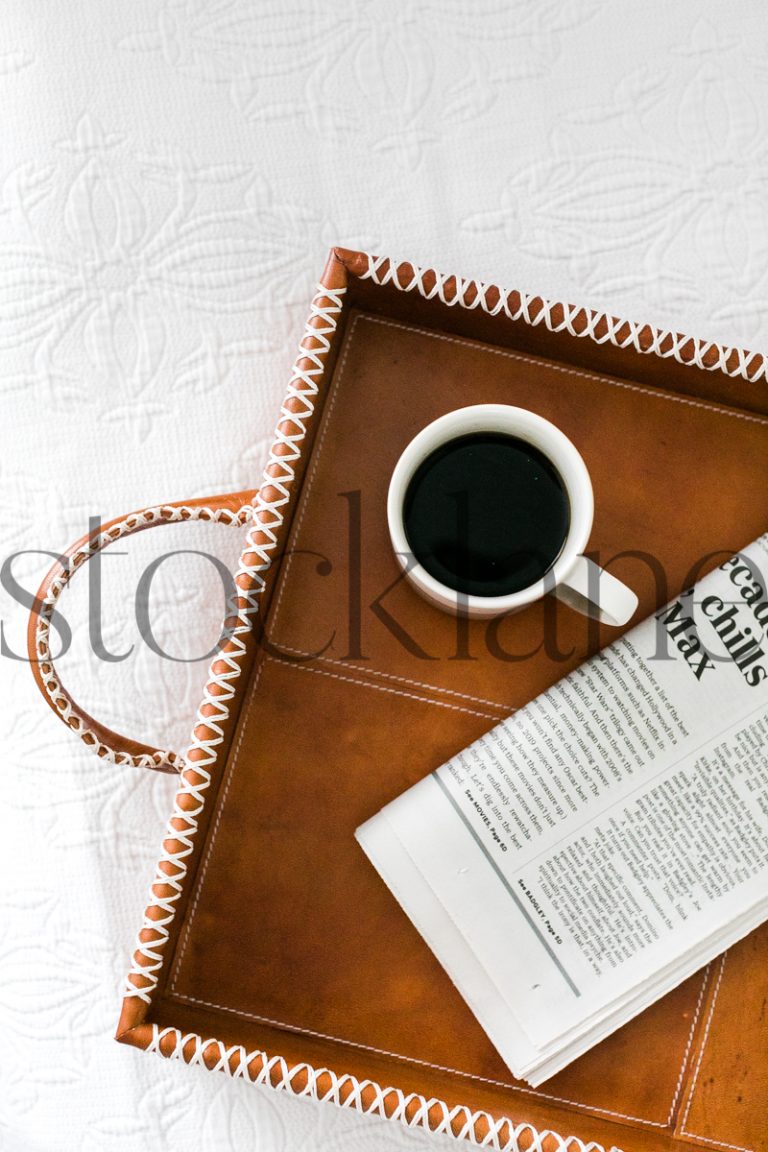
[{"left": 386, "top": 403, "right": 594, "bottom": 618}]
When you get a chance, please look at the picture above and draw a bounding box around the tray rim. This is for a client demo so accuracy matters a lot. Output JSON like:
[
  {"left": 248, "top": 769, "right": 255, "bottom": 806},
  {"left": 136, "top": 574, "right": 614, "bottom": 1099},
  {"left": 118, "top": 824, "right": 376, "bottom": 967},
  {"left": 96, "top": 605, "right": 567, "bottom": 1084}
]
[{"left": 115, "top": 247, "right": 768, "bottom": 1152}]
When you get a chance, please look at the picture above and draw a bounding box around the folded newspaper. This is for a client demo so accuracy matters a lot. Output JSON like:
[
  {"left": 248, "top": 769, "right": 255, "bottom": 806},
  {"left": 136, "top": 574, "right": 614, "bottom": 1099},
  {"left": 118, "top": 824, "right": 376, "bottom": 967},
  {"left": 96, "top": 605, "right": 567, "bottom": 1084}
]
[{"left": 356, "top": 534, "right": 768, "bottom": 1086}]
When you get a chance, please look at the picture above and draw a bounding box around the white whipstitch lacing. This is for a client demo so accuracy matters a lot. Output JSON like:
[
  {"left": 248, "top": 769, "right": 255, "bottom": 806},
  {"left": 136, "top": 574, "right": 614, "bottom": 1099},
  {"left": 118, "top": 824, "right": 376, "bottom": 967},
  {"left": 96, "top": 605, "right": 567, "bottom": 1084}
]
[
  {"left": 147, "top": 1026, "right": 620, "bottom": 1152},
  {"left": 122, "top": 283, "right": 345, "bottom": 1002},
  {"left": 360, "top": 254, "right": 766, "bottom": 382},
  {"left": 33, "top": 501, "right": 255, "bottom": 772},
  {"left": 125, "top": 263, "right": 627, "bottom": 1152},
  {"left": 120, "top": 251, "right": 757, "bottom": 1149}
]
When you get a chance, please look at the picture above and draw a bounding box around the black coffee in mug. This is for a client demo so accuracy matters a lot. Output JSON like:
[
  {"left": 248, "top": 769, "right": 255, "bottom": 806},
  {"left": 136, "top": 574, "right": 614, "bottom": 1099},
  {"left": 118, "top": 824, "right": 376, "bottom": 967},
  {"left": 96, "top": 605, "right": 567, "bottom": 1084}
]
[{"left": 402, "top": 432, "right": 570, "bottom": 598}]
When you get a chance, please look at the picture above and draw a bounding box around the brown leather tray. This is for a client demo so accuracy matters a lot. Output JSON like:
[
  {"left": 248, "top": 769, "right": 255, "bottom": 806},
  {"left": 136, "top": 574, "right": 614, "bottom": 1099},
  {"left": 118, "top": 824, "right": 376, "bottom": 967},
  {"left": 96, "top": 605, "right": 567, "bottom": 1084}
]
[{"left": 31, "top": 249, "right": 768, "bottom": 1152}]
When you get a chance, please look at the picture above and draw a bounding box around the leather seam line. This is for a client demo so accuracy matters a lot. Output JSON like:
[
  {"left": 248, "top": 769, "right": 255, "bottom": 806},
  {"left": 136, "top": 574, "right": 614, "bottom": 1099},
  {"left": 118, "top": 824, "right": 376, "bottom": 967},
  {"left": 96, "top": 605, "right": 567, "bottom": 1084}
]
[
  {"left": 169, "top": 310, "right": 364, "bottom": 995},
  {"left": 268, "top": 311, "right": 361, "bottom": 632},
  {"left": 169, "top": 643, "right": 713, "bottom": 1130},
  {"left": 678, "top": 955, "right": 753, "bottom": 1152},
  {"left": 275, "top": 644, "right": 514, "bottom": 713},
  {"left": 167, "top": 989, "right": 670, "bottom": 1129},
  {"left": 167, "top": 658, "right": 268, "bottom": 993},
  {"left": 267, "top": 655, "right": 505, "bottom": 719},
  {"left": 356, "top": 252, "right": 767, "bottom": 387},
  {"left": 266, "top": 309, "right": 768, "bottom": 706},
  {"left": 679, "top": 954, "right": 726, "bottom": 1137},
  {"left": 362, "top": 314, "right": 768, "bottom": 425},
  {"left": 664, "top": 961, "right": 712, "bottom": 1126},
  {"left": 169, "top": 304, "right": 744, "bottom": 1132}
]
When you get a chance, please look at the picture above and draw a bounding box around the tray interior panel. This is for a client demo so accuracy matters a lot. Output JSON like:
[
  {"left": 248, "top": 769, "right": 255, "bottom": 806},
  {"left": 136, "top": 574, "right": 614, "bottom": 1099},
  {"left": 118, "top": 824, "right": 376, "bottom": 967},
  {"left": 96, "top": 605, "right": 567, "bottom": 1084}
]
[{"left": 161, "top": 303, "right": 768, "bottom": 1140}]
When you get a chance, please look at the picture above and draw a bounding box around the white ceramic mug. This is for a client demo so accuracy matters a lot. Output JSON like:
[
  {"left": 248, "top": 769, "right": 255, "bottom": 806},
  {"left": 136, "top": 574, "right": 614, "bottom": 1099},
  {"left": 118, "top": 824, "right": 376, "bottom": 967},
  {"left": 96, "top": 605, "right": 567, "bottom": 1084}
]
[{"left": 387, "top": 404, "right": 638, "bottom": 626}]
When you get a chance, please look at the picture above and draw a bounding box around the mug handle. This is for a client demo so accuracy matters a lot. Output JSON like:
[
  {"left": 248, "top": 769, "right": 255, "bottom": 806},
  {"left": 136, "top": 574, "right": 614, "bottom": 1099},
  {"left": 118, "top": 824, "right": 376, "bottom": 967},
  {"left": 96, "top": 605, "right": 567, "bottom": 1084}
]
[
  {"left": 27, "top": 490, "right": 256, "bottom": 774},
  {"left": 553, "top": 555, "right": 639, "bottom": 628}
]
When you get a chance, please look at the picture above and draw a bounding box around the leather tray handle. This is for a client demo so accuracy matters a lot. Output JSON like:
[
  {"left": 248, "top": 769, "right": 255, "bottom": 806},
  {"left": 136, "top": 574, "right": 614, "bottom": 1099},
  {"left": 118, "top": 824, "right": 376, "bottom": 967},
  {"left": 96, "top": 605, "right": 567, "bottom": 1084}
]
[{"left": 27, "top": 490, "right": 256, "bottom": 774}]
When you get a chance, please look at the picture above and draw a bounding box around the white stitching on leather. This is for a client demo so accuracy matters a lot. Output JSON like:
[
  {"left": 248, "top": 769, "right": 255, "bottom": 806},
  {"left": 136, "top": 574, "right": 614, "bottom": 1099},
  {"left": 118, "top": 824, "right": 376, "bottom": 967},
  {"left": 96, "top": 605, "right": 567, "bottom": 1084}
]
[
  {"left": 680, "top": 955, "right": 727, "bottom": 1136},
  {"left": 170, "top": 989, "right": 522, "bottom": 1086},
  {"left": 265, "top": 308, "right": 767, "bottom": 734},
  {"left": 678, "top": 956, "right": 753, "bottom": 1152},
  {"left": 168, "top": 657, "right": 268, "bottom": 991},
  {"left": 271, "top": 657, "right": 502, "bottom": 719},
  {"left": 276, "top": 645, "right": 513, "bottom": 711},
  {"left": 123, "top": 252, "right": 766, "bottom": 1147},
  {"left": 665, "top": 963, "right": 712, "bottom": 1126},
  {"left": 34, "top": 502, "right": 254, "bottom": 772},
  {"left": 169, "top": 969, "right": 712, "bottom": 1131},
  {"left": 122, "top": 282, "right": 345, "bottom": 1004},
  {"left": 269, "top": 311, "right": 362, "bottom": 631},
  {"left": 361, "top": 254, "right": 767, "bottom": 385},
  {"left": 678, "top": 1134, "right": 753, "bottom": 1152},
  {"left": 172, "top": 642, "right": 714, "bottom": 1132},
  {"left": 168, "top": 647, "right": 501, "bottom": 990},
  {"left": 146, "top": 1021, "right": 625, "bottom": 1152},
  {"left": 363, "top": 314, "right": 768, "bottom": 426}
]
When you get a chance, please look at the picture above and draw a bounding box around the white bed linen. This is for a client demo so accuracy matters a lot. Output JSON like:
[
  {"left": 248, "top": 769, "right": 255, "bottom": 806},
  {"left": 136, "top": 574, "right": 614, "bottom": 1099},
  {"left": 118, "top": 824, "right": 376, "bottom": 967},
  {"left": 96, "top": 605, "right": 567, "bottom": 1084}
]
[{"left": 2, "top": 3, "right": 766, "bottom": 1150}]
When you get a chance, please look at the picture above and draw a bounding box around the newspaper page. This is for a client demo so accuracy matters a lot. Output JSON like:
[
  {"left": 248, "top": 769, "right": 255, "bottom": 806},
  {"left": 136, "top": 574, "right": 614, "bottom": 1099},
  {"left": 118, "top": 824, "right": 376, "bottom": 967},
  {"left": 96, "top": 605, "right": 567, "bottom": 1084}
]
[{"left": 356, "top": 535, "right": 768, "bottom": 1084}]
